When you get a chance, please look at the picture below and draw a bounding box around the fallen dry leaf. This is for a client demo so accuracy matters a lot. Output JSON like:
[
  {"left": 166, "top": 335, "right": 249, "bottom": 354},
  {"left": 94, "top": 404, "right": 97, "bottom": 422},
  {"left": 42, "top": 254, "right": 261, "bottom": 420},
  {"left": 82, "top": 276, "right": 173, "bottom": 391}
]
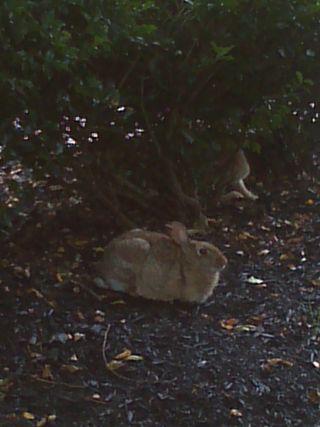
[
  {"left": 230, "top": 408, "right": 242, "bottom": 417},
  {"left": 94, "top": 315, "right": 105, "bottom": 323},
  {"left": 56, "top": 273, "right": 64, "bottom": 283},
  {"left": 125, "top": 355, "right": 144, "bottom": 361},
  {"left": 220, "top": 318, "right": 238, "bottom": 330},
  {"left": 22, "top": 412, "right": 35, "bottom": 420},
  {"left": 234, "top": 324, "right": 257, "bottom": 333},
  {"left": 73, "top": 333, "right": 85, "bottom": 342},
  {"left": 262, "top": 358, "right": 294, "bottom": 373},
  {"left": 247, "top": 276, "right": 264, "bottom": 285},
  {"left": 106, "top": 360, "right": 124, "bottom": 371},
  {"left": 115, "top": 349, "right": 132, "bottom": 360},
  {"left": 36, "top": 417, "right": 47, "bottom": 427},
  {"left": 61, "top": 364, "right": 82, "bottom": 374},
  {"left": 305, "top": 199, "right": 314, "bottom": 205},
  {"left": 247, "top": 315, "right": 266, "bottom": 325},
  {"left": 93, "top": 246, "right": 105, "bottom": 253},
  {"left": 280, "top": 253, "right": 295, "bottom": 261},
  {"left": 238, "top": 231, "right": 258, "bottom": 240},
  {"left": 258, "top": 249, "right": 270, "bottom": 256},
  {"left": 14, "top": 266, "right": 31, "bottom": 278},
  {"left": 36, "top": 415, "right": 57, "bottom": 426},
  {"left": 267, "top": 358, "right": 294, "bottom": 367},
  {"left": 114, "top": 349, "right": 144, "bottom": 362},
  {"left": 310, "top": 278, "right": 320, "bottom": 287},
  {"left": 73, "top": 239, "right": 89, "bottom": 247},
  {"left": 308, "top": 389, "right": 320, "bottom": 404},
  {"left": 42, "top": 364, "right": 54, "bottom": 380}
]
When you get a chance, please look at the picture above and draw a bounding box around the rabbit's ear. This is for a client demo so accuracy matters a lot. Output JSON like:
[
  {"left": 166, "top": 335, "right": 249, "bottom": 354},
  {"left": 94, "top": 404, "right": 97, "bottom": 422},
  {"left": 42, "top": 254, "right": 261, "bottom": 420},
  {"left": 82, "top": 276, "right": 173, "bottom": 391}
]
[{"left": 166, "top": 221, "right": 189, "bottom": 246}]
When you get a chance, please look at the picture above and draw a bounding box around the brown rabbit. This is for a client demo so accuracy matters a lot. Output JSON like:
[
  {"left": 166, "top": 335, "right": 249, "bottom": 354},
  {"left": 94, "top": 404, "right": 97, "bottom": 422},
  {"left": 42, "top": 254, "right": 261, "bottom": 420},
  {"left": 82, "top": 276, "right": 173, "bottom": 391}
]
[
  {"left": 96, "top": 222, "right": 227, "bottom": 303},
  {"left": 224, "top": 149, "right": 258, "bottom": 200}
]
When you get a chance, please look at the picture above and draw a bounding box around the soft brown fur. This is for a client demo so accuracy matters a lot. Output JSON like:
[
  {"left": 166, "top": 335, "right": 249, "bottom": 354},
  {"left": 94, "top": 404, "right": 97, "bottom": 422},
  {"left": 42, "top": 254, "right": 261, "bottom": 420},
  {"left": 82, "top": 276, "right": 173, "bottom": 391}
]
[{"left": 96, "top": 222, "right": 227, "bottom": 303}]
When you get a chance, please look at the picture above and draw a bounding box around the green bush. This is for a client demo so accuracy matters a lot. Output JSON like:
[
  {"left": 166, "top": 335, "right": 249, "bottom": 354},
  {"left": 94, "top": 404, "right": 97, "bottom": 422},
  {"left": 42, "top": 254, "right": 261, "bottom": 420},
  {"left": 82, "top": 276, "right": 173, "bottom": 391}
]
[{"left": 1, "top": 0, "right": 319, "bottom": 227}]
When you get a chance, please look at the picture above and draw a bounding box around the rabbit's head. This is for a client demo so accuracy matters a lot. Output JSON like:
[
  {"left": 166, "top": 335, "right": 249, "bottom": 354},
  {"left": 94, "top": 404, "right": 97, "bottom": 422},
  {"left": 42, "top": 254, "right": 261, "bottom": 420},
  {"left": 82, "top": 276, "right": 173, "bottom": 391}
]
[
  {"left": 189, "top": 240, "right": 228, "bottom": 274},
  {"left": 166, "top": 221, "right": 227, "bottom": 269},
  {"left": 166, "top": 222, "right": 227, "bottom": 302}
]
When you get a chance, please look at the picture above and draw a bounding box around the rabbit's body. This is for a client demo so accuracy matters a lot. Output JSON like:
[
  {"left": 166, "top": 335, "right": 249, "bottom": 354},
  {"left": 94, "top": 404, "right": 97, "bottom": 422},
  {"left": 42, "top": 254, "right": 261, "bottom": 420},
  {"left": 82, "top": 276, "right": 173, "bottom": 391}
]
[{"left": 96, "top": 222, "right": 227, "bottom": 303}]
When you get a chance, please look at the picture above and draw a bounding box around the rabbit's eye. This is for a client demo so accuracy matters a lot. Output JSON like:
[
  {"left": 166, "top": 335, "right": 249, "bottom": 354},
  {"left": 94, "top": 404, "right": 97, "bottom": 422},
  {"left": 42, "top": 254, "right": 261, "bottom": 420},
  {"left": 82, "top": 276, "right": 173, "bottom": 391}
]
[{"left": 199, "top": 248, "right": 208, "bottom": 256}]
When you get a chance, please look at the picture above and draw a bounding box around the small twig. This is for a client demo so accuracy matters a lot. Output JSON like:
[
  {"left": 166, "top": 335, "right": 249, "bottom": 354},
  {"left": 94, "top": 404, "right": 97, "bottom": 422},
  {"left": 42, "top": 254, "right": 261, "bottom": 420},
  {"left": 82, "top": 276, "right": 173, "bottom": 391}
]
[
  {"left": 83, "top": 397, "right": 109, "bottom": 405},
  {"left": 186, "top": 69, "right": 216, "bottom": 107},
  {"left": 140, "top": 76, "right": 203, "bottom": 223},
  {"left": 28, "top": 375, "right": 86, "bottom": 389},
  {"left": 28, "top": 375, "right": 114, "bottom": 405},
  {"left": 118, "top": 53, "right": 141, "bottom": 90},
  {"left": 102, "top": 324, "right": 111, "bottom": 368},
  {"left": 77, "top": 281, "right": 102, "bottom": 302}
]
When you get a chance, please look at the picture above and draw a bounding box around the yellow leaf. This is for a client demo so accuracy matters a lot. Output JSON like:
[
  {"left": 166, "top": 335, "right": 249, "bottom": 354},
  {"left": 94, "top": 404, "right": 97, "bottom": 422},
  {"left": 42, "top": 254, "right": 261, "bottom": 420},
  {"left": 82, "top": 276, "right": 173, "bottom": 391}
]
[
  {"left": 36, "top": 417, "right": 47, "bottom": 427},
  {"left": 238, "top": 231, "right": 257, "bottom": 240},
  {"left": 115, "top": 349, "right": 132, "bottom": 360},
  {"left": 73, "top": 240, "right": 88, "bottom": 247},
  {"left": 305, "top": 199, "right": 314, "bottom": 205},
  {"left": 230, "top": 409, "right": 242, "bottom": 417},
  {"left": 93, "top": 247, "right": 105, "bottom": 253},
  {"left": 266, "top": 358, "right": 294, "bottom": 368},
  {"left": 234, "top": 324, "right": 257, "bottom": 333},
  {"left": 61, "top": 364, "right": 82, "bottom": 374},
  {"left": 246, "top": 276, "right": 264, "bottom": 284},
  {"left": 22, "top": 412, "right": 35, "bottom": 420},
  {"left": 126, "top": 355, "right": 144, "bottom": 361},
  {"left": 56, "top": 273, "right": 64, "bottom": 283},
  {"left": 36, "top": 415, "right": 56, "bottom": 426},
  {"left": 106, "top": 360, "right": 124, "bottom": 371},
  {"left": 42, "top": 364, "right": 54, "bottom": 380},
  {"left": 280, "top": 253, "right": 294, "bottom": 261}
]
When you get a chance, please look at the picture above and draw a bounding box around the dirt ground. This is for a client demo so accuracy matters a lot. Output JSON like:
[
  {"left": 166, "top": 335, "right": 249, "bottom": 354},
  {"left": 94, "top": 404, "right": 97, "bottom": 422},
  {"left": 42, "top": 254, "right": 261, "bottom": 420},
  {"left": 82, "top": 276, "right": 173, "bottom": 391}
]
[{"left": 0, "top": 159, "right": 320, "bottom": 426}]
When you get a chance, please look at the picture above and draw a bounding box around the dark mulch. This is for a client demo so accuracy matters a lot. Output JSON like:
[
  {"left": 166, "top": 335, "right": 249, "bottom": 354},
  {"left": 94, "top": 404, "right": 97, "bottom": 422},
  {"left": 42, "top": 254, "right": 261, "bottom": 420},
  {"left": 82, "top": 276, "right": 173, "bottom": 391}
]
[{"left": 0, "top": 167, "right": 320, "bottom": 426}]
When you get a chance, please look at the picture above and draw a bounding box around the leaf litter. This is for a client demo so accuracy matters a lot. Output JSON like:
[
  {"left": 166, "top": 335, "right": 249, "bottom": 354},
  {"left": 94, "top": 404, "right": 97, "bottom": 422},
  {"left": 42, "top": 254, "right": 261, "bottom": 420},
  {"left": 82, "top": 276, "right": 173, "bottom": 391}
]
[{"left": 0, "top": 157, "right": 320, "bottom": 426}]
